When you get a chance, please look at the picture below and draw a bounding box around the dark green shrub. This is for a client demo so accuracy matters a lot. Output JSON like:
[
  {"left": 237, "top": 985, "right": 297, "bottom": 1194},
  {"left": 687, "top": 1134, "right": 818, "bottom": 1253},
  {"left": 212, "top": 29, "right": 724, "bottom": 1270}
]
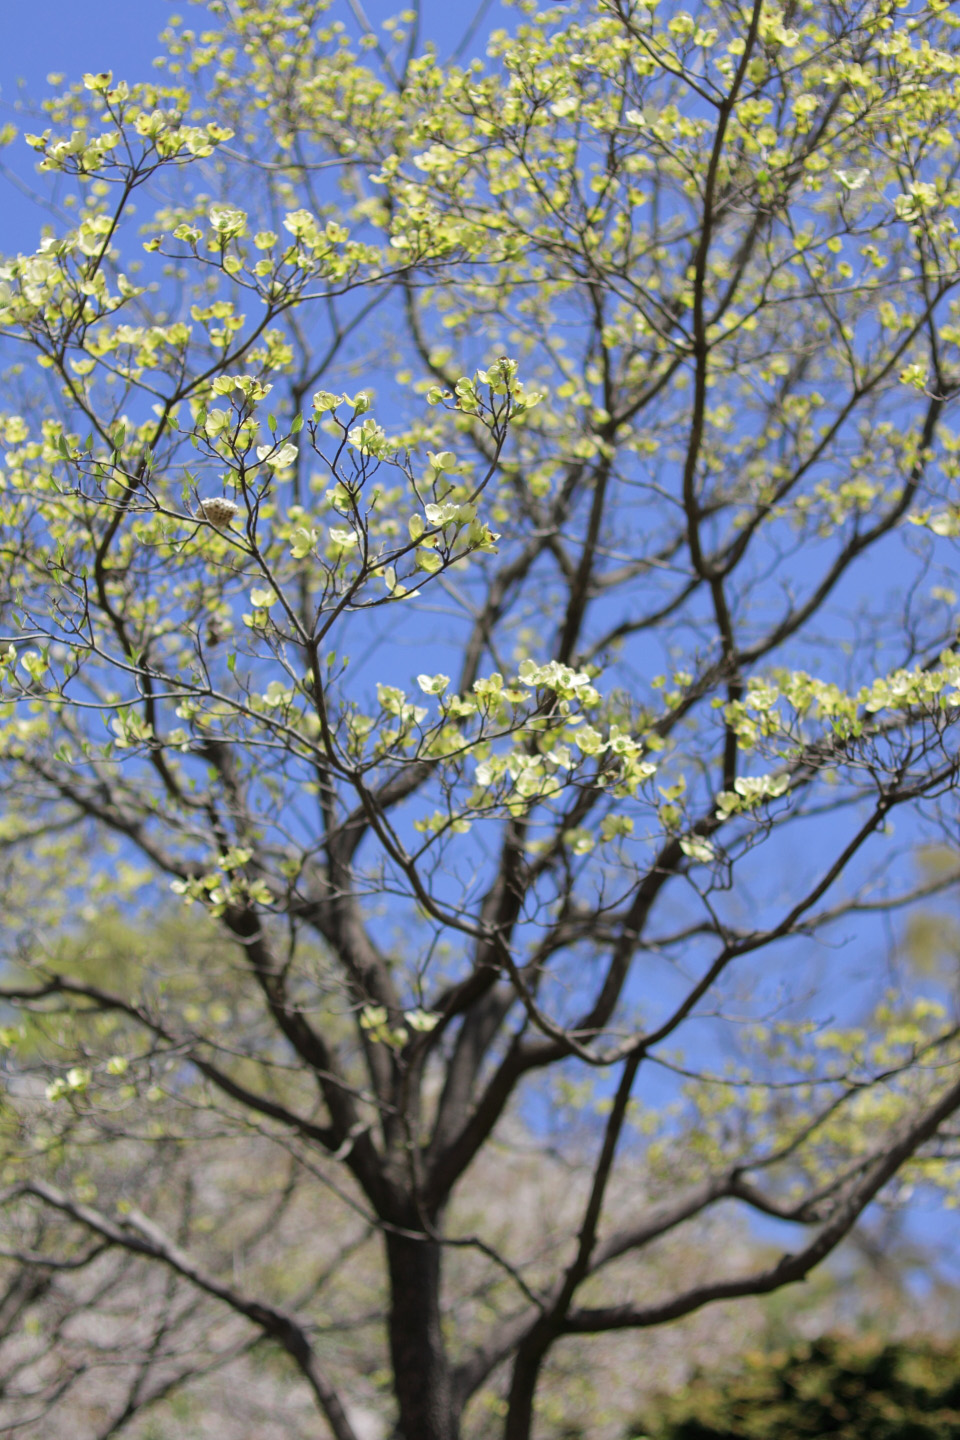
[{"left": 629, "top": 1336, "right": 960, "bottom": 1440}]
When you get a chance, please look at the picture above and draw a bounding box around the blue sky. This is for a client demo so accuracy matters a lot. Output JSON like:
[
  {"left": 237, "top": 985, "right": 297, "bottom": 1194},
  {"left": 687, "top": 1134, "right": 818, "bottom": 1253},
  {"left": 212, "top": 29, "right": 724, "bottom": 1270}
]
[
  {"left": 0, "top": 0, "right": 165, "bottom": 94},
  {"left": 0, "top": 0, "right": 172, "bottom": 252},
  {"left": 0, "top": 0, "right": 492, "bottom": 252}
]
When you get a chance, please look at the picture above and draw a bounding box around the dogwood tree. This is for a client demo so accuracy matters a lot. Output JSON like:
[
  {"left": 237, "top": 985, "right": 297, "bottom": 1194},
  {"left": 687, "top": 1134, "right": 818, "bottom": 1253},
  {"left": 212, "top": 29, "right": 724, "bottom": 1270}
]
[{"left": 4, "top": 0, "right": 960, "bottom": 1437}]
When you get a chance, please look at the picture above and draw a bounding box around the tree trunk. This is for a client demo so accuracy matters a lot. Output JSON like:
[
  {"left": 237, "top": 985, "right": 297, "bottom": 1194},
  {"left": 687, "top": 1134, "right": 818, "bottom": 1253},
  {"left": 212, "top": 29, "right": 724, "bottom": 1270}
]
[
  {"left": 386, "top": 1228, "right": 457, "bottom": 1440},
  {"left": 503, "top": 1338, "right": 547, "bottom": 1440}
]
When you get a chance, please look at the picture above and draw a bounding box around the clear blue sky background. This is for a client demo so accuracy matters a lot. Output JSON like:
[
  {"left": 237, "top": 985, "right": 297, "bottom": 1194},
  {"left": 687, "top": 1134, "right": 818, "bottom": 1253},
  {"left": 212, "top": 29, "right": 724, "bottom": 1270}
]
[
  {"left": 0, "top": 0, "right": 487, "bottom": 252},
  {"left": 0, "top": 0, "right": 173, "bottom": 252},
  {"left": 0, "top": 0, "right": 166, "bottom": 96}
]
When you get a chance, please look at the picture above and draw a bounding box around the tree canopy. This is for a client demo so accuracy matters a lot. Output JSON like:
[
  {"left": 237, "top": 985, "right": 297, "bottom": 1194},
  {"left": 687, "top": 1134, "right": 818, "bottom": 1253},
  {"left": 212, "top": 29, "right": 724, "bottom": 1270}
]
[{"left": 3, "top": 0, "right": 960, "bottom": 1437}]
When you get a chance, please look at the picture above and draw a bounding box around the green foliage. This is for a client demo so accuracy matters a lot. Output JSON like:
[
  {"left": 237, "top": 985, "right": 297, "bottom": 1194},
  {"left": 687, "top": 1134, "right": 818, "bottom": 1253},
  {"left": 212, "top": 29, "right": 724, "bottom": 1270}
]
[{"left": 631, "top": 1336, "right": 960, "bottom": 1440}]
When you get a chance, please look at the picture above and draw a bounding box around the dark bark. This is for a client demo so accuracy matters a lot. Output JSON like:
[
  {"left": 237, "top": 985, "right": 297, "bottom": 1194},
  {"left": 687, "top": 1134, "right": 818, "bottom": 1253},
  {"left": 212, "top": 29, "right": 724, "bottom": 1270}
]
[
  {"left": 386, "top": 1228, "right": 457, "bottom": 1440},
  {"left": 503, "top": 1335, "right": 548, "bottom": 1440}
]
